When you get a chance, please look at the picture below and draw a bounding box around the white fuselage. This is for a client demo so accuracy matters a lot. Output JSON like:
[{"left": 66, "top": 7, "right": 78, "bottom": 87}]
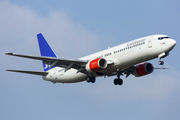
[{"left": 43, "top": 34, "right": 176, "bottom": 83}]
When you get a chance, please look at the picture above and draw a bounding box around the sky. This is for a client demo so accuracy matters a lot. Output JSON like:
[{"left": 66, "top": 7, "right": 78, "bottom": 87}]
[{"left": 0, "top": 0, "right": 180, "bottom": 120}]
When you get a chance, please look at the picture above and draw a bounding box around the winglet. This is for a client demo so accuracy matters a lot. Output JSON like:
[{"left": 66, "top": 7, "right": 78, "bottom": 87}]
[{"left": 37, "top": 33, "right": 57, "bottom": 71}]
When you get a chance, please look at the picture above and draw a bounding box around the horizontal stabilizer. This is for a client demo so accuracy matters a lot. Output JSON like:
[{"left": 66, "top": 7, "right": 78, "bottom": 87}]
[{"left": 6, "top": 69, "right": 48, "bottom": 76}]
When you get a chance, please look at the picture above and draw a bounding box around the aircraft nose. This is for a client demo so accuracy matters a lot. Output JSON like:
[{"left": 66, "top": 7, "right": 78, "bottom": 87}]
[
  {"left": 170, "top": 39, "right": 176, "bottom": 47},
  {"left": 167, "top": 39, "right": 176, "bottom": 52}
]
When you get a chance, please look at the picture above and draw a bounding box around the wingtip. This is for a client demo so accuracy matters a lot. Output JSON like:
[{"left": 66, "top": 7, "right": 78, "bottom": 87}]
[{"left": 4, "top": 52, "right": 13, "bottom": 55}]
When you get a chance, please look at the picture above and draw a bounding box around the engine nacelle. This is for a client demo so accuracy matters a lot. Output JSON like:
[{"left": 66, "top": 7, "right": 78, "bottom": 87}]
[
  {"left": 86, "top": 58, "right": 107, "bottom": 72},
  {"left": 133, "top": 63, "right": 154, "bottom": 77}
]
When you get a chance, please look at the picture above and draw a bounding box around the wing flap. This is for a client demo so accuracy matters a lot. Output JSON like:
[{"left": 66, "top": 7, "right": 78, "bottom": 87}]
[{"left": 6, "top": 69, "right": 48, "bottom": 76}]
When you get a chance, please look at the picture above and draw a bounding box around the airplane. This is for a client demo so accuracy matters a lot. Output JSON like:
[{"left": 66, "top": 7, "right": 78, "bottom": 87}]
[{"left": 5, "top": 33, "right": 176, "bottom": 85}]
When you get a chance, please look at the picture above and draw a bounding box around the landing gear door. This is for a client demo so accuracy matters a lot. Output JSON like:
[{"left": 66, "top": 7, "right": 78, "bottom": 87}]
[{"left": 148, "top": 37, "right": 153, "bottom": 48}]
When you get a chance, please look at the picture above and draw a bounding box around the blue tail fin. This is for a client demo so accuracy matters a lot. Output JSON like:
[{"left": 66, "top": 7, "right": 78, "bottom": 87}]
[{"left": 37, "top": 33, "right": 57, "bottom": 71}]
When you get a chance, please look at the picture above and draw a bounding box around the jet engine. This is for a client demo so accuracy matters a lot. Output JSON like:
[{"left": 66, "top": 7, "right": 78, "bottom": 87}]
[
  {"left": 133, "top": 63, "right": 154, "bottom": 77},
  {"left": 86, "top": 58, "right": 107, "bottom": 72}
]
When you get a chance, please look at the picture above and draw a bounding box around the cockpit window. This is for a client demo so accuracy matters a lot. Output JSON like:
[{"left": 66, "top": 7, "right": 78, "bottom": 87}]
[{"left": 158, "top": 37, "right": 170, "bottom": 40}]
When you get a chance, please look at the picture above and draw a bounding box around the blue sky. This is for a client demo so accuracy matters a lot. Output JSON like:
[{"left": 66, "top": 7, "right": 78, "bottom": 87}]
[{"left": 0, "top": 0, "right": 180, "bottom": 120}]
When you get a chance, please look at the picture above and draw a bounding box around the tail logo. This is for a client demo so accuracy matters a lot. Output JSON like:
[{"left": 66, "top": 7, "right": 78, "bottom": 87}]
[
  {"left": 43, "top": 63, "right": 50, "bottom": 71},
  {"left": 44, "top": 64, "right": 50, "bottom": 69}
]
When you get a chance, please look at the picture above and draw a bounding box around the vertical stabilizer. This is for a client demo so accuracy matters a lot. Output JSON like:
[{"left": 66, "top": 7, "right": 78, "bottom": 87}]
[{"left": 37, "top": 33, "right": 57, "bottom": 71}]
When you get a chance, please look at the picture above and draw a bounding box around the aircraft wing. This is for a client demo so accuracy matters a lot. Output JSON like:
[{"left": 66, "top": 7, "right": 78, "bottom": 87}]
[
  {"left": 5, "top": 53, "right": 87, "bottom": 65},
  {"left": 107, "top": 63, "right": 168, "bottom": 78},
  {"left": 5, "top": 52, "right": 89, "bottom": 73},
  {"left": 6, "top": 69, "right": 48, "bottom": 76}
]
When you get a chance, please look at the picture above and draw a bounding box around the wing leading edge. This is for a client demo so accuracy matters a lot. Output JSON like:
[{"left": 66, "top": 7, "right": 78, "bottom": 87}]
[{"left": 5, "top": 53, "right": 87, "bottom": 64}]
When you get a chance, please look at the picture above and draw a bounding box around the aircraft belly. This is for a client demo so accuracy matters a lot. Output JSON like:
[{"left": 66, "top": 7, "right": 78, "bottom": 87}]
[
  {"left": 43, "top": 68, "right": 87, "bottom": 83},
  {"left": 57, "top": 69, "right": 87, "bottom": 83}
]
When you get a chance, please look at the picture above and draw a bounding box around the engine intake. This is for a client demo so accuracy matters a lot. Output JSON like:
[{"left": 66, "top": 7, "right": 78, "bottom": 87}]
[
  {"left": 133, "top": 63, "right": 154, "bottom": 77},
  {"left": 86, "top": 58, "right": 107, "bottom": 72}
]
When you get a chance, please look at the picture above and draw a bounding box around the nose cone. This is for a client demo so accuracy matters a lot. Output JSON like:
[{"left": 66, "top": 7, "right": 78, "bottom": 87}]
[
  {"left": 167, "top": 39, "right": 176, "bottom": 52},
  {"left": 170, "top": 39, "right": 176, "bottom": 48}
]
